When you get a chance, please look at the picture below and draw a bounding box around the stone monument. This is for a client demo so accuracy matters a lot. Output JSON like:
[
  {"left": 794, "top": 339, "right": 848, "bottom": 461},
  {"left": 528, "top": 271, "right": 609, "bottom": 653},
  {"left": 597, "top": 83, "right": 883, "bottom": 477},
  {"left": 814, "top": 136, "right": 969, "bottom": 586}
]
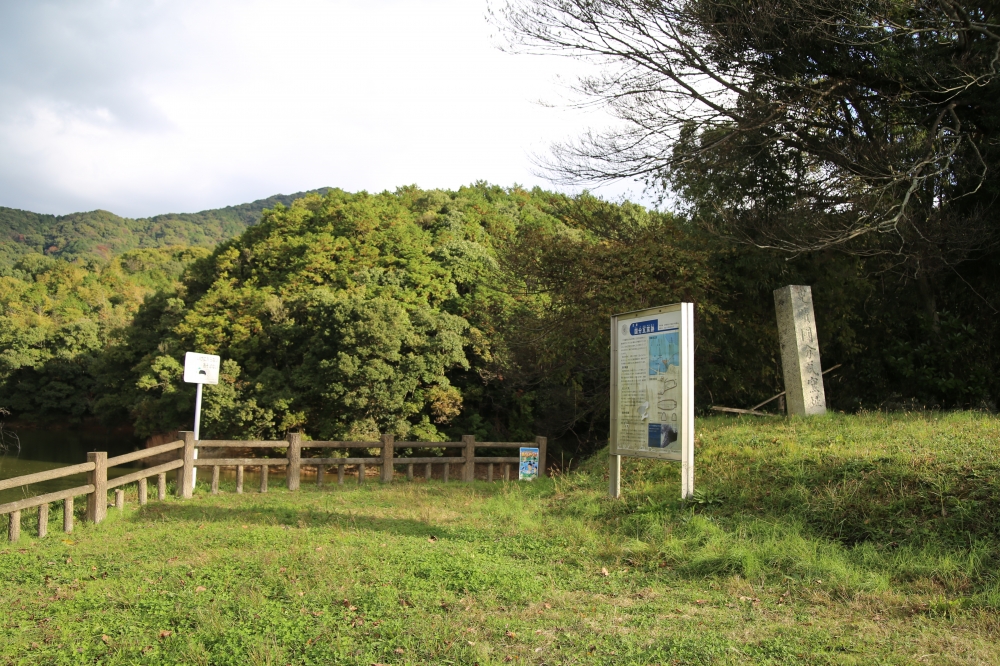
[{"left": 773, "top": 285, "right": 826, "bottom": 416}]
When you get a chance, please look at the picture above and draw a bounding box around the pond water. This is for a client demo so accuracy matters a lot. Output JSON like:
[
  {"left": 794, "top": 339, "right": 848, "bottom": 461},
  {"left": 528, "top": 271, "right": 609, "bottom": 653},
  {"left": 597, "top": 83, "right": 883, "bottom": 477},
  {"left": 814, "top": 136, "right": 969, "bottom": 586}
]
[{"left": 0, "top": 424, "right": 144, "bottom": 505}]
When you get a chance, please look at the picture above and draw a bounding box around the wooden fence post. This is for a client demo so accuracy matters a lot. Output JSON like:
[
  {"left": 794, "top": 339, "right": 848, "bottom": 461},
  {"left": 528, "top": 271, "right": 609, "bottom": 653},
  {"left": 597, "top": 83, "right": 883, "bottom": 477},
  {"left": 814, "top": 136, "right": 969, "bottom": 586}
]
[
  {"left": 138, "top": 478, "right": 148, "bottom": 505},
  {"left": 63, "top": 497, "right": 73, "bottom": 533},
  {"left": 210, "top": 467, "right": 219, "bottom": 494},
  {"left": 287, "top": 432, "right": 302, "bottom": 491},
  {"left": 38, "top": 503, "right": 48, "bottom": 538},
  {"left": 380, "top": 434, "right": 394, "bottom": 483},
  {"left": 535, "top": 436, "right": 548, "bottom": 478},
  {"left": 8, "top": 510, "right": 19, "bottom": 542},
  {"left": 463, "top": 435, "right": 476, "bottom": 482},
  {"left": 260, "top": 465, "right": 269, "bottom": 493},
  {"left": 86, "top": 451, "right": 107, "bottom": 524},
  {"left": 115, "top": 489, "right": 124, "bottom": 511},
  {"left": 179, "top": 431, "right": 195, "bottom": 499},
  {"left": 157, "top": 473, "right": 166, "bottom": 500},
  {"left": 236, "top": 466, "right": 244, "bottom": 493}
]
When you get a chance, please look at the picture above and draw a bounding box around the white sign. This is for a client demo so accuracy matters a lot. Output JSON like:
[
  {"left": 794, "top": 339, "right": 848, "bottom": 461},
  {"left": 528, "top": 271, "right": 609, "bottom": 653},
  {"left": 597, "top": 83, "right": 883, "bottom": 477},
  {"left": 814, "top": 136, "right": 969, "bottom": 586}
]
[
  {"left": 610, "top": 303, "right": 694, "bottom": 498},
  {"left": 183, "top": 352, "right": 220, "bottom": 385}
]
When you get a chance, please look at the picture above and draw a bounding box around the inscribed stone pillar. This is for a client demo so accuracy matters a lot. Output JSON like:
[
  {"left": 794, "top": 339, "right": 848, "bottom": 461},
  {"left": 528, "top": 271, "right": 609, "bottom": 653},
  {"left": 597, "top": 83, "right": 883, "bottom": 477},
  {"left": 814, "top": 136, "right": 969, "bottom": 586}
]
[{"left": 773, "top": 285, "right": 826, "bottom": 416}]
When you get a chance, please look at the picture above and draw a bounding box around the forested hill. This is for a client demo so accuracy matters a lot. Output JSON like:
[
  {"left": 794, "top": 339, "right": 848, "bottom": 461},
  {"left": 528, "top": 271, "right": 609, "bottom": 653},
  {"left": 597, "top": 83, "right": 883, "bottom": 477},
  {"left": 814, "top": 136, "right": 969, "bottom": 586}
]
[{"left": 0, "top": 188, "right": 330, "bottom": 270}]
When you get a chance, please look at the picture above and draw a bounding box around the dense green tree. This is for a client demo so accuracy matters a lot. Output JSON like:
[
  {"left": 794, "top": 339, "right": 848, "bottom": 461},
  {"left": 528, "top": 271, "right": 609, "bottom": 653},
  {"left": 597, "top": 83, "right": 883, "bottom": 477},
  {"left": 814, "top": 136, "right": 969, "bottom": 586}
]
[
  {"left": 98, "top": 190, "right": 480, "bottom": 440},
  {"left": 0, "top": 247, "right": 209, "bottom": 420}
]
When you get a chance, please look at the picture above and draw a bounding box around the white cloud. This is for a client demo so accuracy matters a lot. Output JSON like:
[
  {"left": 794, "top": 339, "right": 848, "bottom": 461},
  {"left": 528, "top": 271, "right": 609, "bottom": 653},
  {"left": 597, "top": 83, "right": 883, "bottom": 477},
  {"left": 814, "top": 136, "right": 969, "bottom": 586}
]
[{"left": 0, "top": 0, "right": 647, "bottom": 217}]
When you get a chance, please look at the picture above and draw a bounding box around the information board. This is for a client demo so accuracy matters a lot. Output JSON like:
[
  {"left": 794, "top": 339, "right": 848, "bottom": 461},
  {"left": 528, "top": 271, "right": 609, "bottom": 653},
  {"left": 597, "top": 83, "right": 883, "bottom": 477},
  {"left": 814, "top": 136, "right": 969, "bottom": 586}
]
[
  {"left": 519, "top": 447, "right": 539, "bottom": 481},
  {"left": 610, "top": 303, "right": 694, "bottom": 498}
]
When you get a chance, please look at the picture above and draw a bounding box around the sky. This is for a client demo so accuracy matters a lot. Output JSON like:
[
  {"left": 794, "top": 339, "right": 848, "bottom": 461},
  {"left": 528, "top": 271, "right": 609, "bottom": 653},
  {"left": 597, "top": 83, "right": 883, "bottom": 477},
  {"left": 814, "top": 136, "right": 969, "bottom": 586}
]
[{"left": 0, "top": 0, "right": 645, "bottom": 218}]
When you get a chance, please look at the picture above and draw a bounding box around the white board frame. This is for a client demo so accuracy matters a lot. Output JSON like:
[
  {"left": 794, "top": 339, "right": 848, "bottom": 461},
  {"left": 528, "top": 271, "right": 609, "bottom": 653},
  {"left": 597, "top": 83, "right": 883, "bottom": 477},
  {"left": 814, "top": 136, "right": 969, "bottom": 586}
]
[{"left": 609, "top": 302, "right": 694, "bottom": 499}]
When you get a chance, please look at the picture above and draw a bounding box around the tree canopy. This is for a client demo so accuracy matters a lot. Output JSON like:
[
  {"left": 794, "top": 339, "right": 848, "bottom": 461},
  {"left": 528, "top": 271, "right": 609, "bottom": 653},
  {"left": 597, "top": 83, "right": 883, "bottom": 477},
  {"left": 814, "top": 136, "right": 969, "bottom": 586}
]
[
  {"left": 0, "top": 184, "right": 996, "bottom": 456},
  {"left": 498, "top": 0, "right": 1000, "bottom": 283}
]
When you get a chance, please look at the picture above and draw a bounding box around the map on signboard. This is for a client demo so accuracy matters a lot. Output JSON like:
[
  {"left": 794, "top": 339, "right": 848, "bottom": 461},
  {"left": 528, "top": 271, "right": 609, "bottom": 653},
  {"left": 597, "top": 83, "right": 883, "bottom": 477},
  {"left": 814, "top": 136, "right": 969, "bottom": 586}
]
[{"left": 615, "top": 311, "right": 682, "bottom": 457}]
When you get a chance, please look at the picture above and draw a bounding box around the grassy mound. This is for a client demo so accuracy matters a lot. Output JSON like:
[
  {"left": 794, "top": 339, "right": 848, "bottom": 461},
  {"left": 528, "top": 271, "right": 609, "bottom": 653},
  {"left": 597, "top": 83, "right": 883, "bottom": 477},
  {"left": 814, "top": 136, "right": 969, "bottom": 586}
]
[{"left": 2, "top": 412, "right": 999, "bottom": 664}]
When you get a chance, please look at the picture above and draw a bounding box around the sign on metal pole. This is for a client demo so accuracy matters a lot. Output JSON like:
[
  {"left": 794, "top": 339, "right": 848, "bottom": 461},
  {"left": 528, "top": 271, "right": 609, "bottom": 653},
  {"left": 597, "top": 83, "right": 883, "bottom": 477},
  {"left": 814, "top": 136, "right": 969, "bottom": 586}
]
[
  {"left": 183, "top": 352, "right": 220, "bottom": 488},
  {"left": 609, "top": 303, "right": 694, "bottom": 499}
]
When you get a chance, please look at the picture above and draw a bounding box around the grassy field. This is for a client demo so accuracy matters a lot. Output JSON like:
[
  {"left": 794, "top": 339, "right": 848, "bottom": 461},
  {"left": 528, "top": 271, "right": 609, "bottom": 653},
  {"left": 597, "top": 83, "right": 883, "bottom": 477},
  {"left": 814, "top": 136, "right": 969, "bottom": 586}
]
[{"left": 3, "top": 412, "right": 1000, "bottom": 665}]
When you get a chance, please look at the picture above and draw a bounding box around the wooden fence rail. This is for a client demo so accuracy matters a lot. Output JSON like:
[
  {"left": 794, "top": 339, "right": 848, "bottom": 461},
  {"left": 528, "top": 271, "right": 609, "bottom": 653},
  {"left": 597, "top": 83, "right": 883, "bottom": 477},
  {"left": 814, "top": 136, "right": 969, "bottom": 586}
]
[{"left": 0, "top": 433, "right": 545, "bottom": 542}]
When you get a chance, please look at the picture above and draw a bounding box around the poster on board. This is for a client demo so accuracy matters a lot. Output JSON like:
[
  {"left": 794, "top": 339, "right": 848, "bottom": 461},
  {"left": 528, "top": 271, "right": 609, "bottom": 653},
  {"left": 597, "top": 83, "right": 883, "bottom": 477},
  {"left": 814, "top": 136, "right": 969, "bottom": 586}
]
[
  {"left": 519, "top": 447, "right": 539, "bottom": 481},
  {"left": 610, "top": 303, "right": 694, "bottom": 497}
]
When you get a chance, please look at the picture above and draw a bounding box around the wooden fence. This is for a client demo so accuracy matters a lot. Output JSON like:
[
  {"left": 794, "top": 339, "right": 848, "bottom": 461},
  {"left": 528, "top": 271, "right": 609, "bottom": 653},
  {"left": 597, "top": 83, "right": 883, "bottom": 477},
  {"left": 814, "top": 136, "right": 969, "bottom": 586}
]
[{"left": 0, "top": 433, "right": 546, "bottom": 542}]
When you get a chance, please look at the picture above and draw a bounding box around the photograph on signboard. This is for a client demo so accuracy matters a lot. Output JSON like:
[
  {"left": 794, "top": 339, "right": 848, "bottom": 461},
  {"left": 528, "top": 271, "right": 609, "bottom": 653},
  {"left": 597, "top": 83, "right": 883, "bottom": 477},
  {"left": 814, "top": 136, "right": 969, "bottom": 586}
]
[{"left": 519, "top": 447, "right": 539, "bottom": 481}]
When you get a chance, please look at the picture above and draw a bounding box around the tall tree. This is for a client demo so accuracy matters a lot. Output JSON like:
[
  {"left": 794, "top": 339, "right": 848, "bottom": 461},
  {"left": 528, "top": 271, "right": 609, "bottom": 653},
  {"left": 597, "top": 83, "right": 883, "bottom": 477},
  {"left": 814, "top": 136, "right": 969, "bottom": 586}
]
[{"left": 498, "top": 0, "right": 1000, "bottom": 317}]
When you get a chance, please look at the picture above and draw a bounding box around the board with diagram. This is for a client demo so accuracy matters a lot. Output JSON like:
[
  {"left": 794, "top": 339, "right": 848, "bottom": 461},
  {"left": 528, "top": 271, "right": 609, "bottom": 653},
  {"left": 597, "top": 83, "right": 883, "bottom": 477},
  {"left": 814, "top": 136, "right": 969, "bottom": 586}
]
[{"left": 609, "top": 303, "right": 695, "bottom": 497}]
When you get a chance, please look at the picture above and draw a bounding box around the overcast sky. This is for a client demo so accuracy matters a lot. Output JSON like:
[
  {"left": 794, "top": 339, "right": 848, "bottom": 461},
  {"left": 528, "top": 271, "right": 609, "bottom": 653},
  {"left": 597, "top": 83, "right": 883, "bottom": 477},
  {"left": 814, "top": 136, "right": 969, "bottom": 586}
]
[{"left": 0, "top": 0, "right": 644, "bottom": 217}]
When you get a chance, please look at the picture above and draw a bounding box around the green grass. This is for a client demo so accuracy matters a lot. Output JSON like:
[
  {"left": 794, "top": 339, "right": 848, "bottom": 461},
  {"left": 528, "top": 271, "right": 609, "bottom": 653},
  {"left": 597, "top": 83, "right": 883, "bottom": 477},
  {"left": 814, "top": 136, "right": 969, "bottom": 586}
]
[{"left": 3, "top": 412, "right": 1000, "bottom": 664}]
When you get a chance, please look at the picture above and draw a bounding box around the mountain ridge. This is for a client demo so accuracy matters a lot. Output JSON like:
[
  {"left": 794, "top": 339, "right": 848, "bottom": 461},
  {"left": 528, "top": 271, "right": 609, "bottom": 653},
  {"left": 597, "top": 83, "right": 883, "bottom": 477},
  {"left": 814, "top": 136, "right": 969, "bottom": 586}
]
[{"left": 0, "top": 188, "right": 331, "bottom": 269}]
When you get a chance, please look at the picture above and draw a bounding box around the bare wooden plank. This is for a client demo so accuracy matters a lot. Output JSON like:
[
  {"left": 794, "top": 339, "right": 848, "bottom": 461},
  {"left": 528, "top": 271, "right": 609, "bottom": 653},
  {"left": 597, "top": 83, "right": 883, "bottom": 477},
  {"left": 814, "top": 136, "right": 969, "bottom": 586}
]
[
  {"left": 0, "top": 461, "right": 96, "bottom": 492},
  {"left": 393, "top": 441, "right": 460, "bottom": 448},
  {"left": 0, "top": 484, "right": 96, "bottom": 515},
  {"left": 298, "top": 457, "right": 385, "bottom": 465},
  {"left": 472, "top": 457, "right": 520, "bottom": 464},
  {"left": 709, "top": 406, "right": 778, "bottom": 417},
  {"left": 107, "top": 459, "right": 184, "bottom": 489},
  {"left": 471, "top": 442, "right": 528, "bottom": 449},
  {"left": 192, "top": 458, "right": 288, "bottom": 467},
  {"left": 749, "top": 363, "right": 843, "bottom": 411},
  {"left": 196, "top": 440, "right": 288, "bottom": 448},
  {"left": 106, "top": 440, "right": 183, "bottom": 467},
  {"left": 383, "top": 457, "right": 464, "bottom": 465},
  {"left": 294, "top": 441, "right": 382, "bottom": 449}
]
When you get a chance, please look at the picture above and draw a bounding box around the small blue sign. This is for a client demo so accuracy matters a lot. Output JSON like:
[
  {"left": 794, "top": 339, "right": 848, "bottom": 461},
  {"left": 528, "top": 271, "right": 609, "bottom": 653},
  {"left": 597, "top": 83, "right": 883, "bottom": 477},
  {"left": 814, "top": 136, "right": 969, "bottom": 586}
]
[{"left": 630, "top": 319, "right": 660, "bottom": 335}]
